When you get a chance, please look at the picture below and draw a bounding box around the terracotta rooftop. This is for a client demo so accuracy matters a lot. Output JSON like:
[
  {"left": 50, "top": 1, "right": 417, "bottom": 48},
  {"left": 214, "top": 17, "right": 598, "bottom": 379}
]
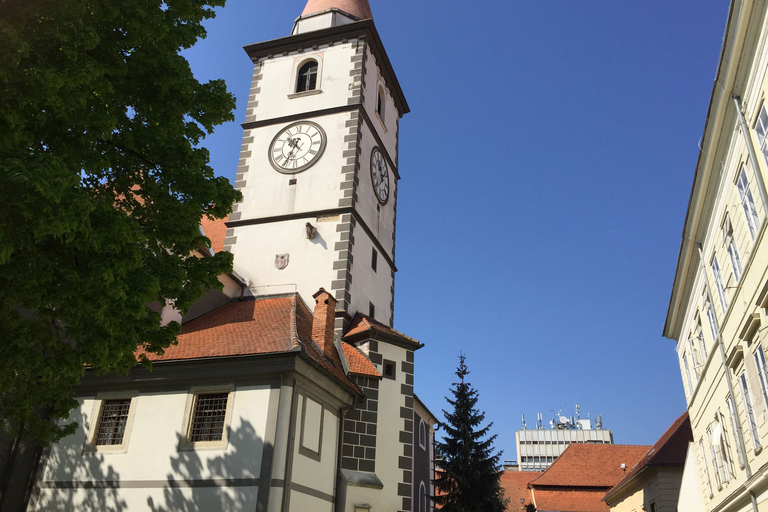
[
  {"left": 200, "top": 214, "right": 228, "bottom": 254},
  {"left": 530, "top": 444, "right": 650, "bottom": 488},
  {"left": 500, "top": 471, "right": 540, "bottom": 508},
  {"left": 143, "top": 294, "right": 359, "bottom": 394},
  {"left": 343, "top": 313, "right": 421, "bottom": 346},
  {"left": 301, "top": 0, "right": 372, "bottom": 19},
  {"left": 605, "top": 412, "right": 692, "bottom": 501},
  {"left": 532, "top": 488, "right": 612, "bottom": 512},
  {"left": 341, "top": 343, "right": 381, "bottom": 377}
]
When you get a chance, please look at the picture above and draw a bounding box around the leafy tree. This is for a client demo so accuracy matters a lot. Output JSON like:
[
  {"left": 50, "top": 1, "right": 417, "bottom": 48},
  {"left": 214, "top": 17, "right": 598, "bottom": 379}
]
[
  {"left": 435, "top": 354, "right": 508, "bottom": 512},
  {"left": 0, "top": 0, "right": 240, "bottom": 443}
]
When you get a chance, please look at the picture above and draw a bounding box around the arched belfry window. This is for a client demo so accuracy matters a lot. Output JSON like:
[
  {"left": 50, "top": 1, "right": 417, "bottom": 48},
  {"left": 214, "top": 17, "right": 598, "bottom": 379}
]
[
  {"left": 296, "top": 61, "right": 318, "bottom": 92},
  {"left": 376, "top": 85, "right": 385, "bottom": 121}
]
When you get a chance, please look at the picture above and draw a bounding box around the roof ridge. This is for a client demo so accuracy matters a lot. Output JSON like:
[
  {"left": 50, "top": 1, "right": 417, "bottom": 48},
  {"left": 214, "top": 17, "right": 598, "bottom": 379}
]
[{"left": 289, "top": 293, "right": 301, "bottom": 349}]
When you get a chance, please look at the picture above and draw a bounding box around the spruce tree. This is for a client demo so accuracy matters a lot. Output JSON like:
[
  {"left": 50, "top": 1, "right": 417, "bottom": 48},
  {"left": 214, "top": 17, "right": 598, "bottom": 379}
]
[{"left": 435, "top": 354, "right": 508, "bottom": 512}]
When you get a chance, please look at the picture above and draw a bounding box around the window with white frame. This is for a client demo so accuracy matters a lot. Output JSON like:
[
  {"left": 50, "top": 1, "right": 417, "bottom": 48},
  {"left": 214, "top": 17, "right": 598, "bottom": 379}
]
[
  {"left": 723, "top": 213, "right": 743, "bottom": 281},
  {"left": 755, "top": 103, "right": 768, "bottom": 166},
  {"left": 683, "top": 352, "right": 694, "bottom": 394},
  {"left": 688, "top": 337, "right": 701, "bottom": 379},
  {"left": 419, "top": 419, "right": 427, "bottom": 450},
  {"left": 699, "top": 438, "right": 714, "bottom": 497},
  {"left": 695, "top": 315, "right": 707, "bottom": 365},
  {"left": 726, "top": 394, "right": 746, "bottom": 469},
  {"left": 740, "top": 371, "right": 762, "bottom": 452},
  {"left": 737, "top": 165, "right": 760, "bottom": 240},
  {"left": 419, "top": 481, "right": 427, "bottom": 512},
  {"left": 706, "top": 300, "right": 719, "bottom": 343},
  {"left": 755, "top": 344, "right": 768, "bottom": 407},
  {"left": 707, "top": 426, "right": 722, "bottom": 490},
  {"left": 712, "top": 256, "right": 728, "bottom": 313}
]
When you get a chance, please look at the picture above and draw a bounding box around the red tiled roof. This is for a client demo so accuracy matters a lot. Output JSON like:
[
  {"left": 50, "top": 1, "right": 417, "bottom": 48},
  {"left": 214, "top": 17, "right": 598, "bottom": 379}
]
[
  {"left": 605, "top": 412, "right": 691, "bottom": 500},
  {"left": 500, "top": 471, "right": 540, "bottom": 507},
  {"left": 200, "top": 214, "right": 228, "bottom": 253},
  {"left": 531, "top": 444, "right": 649, "bottom": 488},
  {"left": 143, "top": 294, "right": 359, "bottom": 394},
  {"left": 532, "top": 488, "right": 611, "bottom": 512},
  {"left": 343, "top": 313, "right": 421, "bottom": 346},
  {"left": 341, "top": 343, "right": 381, "bottom": 377}
]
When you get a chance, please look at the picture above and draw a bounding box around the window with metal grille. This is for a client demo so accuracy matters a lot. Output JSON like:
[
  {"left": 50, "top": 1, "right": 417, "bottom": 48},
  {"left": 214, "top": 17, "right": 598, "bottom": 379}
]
[
  {"left": 189, "top": 393, "right": 228, "bottom": 442},
  {"left": 95, "top": 399, "right": 132, "bottom": 446},
  {"left": 296, "top": 61, "right": 318, "bottom": 92}
]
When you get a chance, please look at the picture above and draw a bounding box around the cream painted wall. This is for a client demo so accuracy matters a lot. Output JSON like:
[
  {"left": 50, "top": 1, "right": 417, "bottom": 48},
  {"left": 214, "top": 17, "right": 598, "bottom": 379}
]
[
  {"left": 290, "top": 394, "right": 339, "bottom": 496},
  {"left": 676, "top": 443, "right": 706, "bottom": 512},
  {"left": 34, "top": 385, "right": 274, "bottom": 511}
]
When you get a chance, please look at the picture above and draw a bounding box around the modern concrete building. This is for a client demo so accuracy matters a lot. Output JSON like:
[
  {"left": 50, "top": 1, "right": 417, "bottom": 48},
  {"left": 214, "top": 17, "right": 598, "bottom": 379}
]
[
  {"left": 516, "top": 408, "right": 613, "bottom": 472},
  {"left": 24, "top": 1, "right": 436, "bottom": 511},
  {"left": 663, "top": 0, "right": 768, "bottom": 510}
]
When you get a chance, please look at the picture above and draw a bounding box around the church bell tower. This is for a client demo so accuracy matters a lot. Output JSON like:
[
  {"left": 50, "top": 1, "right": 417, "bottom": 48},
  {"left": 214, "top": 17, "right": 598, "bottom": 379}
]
[{"left": 224, "top": 0, "right": 408, "bottom": 331}]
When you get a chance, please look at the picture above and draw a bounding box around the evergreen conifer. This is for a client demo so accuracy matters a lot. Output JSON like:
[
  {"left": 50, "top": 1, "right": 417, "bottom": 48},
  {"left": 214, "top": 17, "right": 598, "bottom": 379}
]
[{"left": 435, "top": 354, "right": 508, "bottom": 512}]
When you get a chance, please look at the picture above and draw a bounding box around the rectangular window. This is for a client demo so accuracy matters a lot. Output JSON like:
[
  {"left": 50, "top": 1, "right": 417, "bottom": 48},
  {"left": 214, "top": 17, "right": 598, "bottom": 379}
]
[
  {"left": 369, "top": 301, "right": 375, "bottom": 318},
  {"left": 371, "top": 248, "right": 378, "bottom": 272},
  {"left": 755, "top": 103, "right": 768, "bottom": 166},
  {"left": 707, "top": 301, "right": 719, "bottom": 342},
  {"left": 189, "top": 393, "right": 229, "bottom": 442},
  {"left": 737, "top": 166, "right": 760, "bottom": 240},
  {"left": 700, "top": 439, "right": 714, "bottom": 497},
  {"left": 755, "top": 345, "right": 768, "bottom": 407},
  {"left": 683, "top": 352, "right": 694, "bottom": 394},
  {"left": 689, "top": 338, "right": 701, "bottom": 379},
  {"left": 726, "top": 394, "right": 746, "bottom": 468},
  {"left": 712, "top": 256, "right": 728, "bottom": 313},
  {"left": 95, "top": 399, "right": 132, "bottom": 446},
  {"left": 740, "top": 371, "right": 762, "bottom": 452}
]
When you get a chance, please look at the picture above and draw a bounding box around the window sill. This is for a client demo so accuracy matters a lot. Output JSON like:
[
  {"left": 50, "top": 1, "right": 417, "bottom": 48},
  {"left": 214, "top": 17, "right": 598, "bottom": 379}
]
[{"left": 288, "top": 89, "right": 322, "bottom": 99}]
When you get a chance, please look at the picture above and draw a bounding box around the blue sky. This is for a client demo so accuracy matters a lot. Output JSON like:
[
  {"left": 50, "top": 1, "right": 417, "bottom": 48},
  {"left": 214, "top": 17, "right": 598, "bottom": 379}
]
[{"left": 185, "top": 0, "right": 730, "bottom": 457}]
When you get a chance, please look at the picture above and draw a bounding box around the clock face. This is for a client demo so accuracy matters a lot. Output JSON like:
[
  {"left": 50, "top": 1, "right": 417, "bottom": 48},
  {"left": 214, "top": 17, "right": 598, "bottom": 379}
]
[
  {"left": 370, "top": 148, "right": 390, "bottom": 204},
  {"left": 269, "top": 121, "right": 326, "bottom": 173}
]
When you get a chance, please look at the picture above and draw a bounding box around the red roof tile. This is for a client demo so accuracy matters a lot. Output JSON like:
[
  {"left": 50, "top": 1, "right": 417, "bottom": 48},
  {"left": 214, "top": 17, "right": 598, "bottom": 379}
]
[
  {"left": 142, "top": 294, "right": 359, "bottom": 394},
  {"left": 605, "top": 412, "right": 691, "bottom": 499},
  {"left": 532, "top": 488, "right": 611, "bottom": 512},
  {"left": 500, "top": 471, "right": 540, "bottom": 507},
  {"left": 341, "top": 343, "right": 381, "bottom": 377},
  {"left": 200, "top": 214, "right": 228, "bottom": 254},
  {"left": 343, "top": 313, "right": 421, "bottom": 346},
  {"left": 531, "top": 444, "right": 649, "bottom": 488}
]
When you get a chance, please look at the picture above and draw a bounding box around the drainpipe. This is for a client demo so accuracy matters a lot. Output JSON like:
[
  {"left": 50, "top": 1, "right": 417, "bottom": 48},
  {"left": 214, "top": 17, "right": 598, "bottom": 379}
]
[{"left": 733, "top": 95, "right": 768, "bottom": 211}]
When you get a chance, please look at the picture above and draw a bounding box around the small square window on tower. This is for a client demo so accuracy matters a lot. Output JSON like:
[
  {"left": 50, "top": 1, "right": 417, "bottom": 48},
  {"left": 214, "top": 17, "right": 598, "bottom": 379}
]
[
  {"left": 371, "top": 248, "right": 378, "bottom": 272},
  {"left": 383, "top": 359, "right": 396, "bottom": 380},
  {"left": 369, "top": 302, "right": 375, "bottom": 318}
]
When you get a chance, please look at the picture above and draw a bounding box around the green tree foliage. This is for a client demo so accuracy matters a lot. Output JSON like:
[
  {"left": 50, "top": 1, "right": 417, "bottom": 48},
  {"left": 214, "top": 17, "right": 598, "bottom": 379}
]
[
  {"left": 435, "top": 354, "right": 508, "bottom": 512},
  {"left": 0, "top": 0, "right": 241, "bottom": 443}
]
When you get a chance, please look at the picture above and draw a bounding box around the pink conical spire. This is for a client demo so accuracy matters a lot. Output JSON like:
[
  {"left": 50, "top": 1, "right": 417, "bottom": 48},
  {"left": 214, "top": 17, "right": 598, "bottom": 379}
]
[{"left": 301, "top": 0, "right": 372, "bottom": 20}]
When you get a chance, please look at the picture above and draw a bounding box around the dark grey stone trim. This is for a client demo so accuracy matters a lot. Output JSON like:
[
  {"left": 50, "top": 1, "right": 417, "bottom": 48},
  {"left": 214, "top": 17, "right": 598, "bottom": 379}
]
[
  {"left": 241, "top": 104, "right": 359, "bottom": 131},
  {"left": 244, "top": 61, "right": 263, "bottom": 124},
  {"left": 288, "top": 481, "right": 335, "bottom": 503}
]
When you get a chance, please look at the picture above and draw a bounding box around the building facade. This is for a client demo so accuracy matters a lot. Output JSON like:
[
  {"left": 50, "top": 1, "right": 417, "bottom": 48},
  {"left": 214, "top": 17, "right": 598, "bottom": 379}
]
[
  {"left": 516, "top": 409, "right": 613, "bottom": 472},
  {"left": 24, "top": 2, "right": 435, "bottom": 512},
  {"left": 664, "top": 1, "right": 768, "bottom": 511}
]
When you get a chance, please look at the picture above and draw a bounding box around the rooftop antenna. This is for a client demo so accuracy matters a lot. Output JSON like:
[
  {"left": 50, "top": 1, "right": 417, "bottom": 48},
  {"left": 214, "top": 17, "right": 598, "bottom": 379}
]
[
  {"left": 575, "top": 403, "right": 581, "bottom": 420},
  {"left": 537, "top": 412, "right": 543, "bottom": 430},
  {"left": 522, "top": 414, "right": 527, "bottom": 430},
  {"left": 596, "top": 414, "right": 603, "bottom": 430}
]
